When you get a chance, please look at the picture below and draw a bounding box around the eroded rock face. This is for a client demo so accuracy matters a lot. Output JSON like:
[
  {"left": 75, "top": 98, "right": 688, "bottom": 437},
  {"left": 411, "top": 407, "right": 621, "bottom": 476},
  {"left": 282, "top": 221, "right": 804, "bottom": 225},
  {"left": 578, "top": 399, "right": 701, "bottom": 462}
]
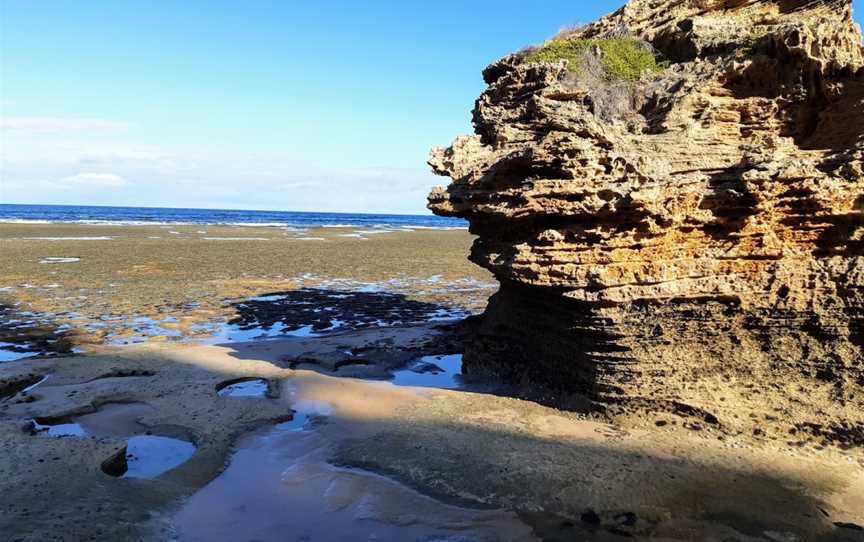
[{"left": 429, "top": 0, "right": 864, "bottom": 441}]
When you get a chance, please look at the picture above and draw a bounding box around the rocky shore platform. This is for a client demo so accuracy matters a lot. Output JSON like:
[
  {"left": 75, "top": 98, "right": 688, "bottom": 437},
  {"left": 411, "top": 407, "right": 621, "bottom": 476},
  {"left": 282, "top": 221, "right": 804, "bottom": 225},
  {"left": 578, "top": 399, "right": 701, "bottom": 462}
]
[
  {"left": 1, "top": 223, "right": 861, "bottom": 540},
  {"left": 1, "top": 322, "right": 862, "bottom": 541},
  {"left": 4, "top": 0, "right": 864, "bottom": 537}
]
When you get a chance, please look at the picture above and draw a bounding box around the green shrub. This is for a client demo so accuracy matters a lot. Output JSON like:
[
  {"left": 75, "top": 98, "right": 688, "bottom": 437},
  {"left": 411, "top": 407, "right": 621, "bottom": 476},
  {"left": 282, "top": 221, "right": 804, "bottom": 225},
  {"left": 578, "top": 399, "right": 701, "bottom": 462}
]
[{"left": 525, "top": 37, "right": 661, "bottom": 81}]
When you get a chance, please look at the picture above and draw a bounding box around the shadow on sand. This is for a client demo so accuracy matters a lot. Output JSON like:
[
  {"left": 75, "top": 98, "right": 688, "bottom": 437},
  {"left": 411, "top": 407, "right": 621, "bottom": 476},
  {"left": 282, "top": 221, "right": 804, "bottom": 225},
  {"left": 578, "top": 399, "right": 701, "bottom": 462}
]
[{"left": 0, "top": 339, "right": 861, "bottom": 541}]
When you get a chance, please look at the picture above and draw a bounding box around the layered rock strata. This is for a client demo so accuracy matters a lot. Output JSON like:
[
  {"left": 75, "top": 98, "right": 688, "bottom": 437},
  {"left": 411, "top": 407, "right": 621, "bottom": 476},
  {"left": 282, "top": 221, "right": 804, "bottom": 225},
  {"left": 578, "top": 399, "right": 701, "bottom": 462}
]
[{"left": 429, "top": 0, "right": 864, "bottom": 441}]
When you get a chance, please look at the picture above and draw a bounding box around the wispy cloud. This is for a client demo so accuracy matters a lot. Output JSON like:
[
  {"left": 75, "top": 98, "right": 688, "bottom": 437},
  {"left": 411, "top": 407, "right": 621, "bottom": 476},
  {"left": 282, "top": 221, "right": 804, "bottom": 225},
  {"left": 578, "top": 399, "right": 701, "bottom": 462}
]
[
  {"left": 60, "top": 172, "right": 129, "bottom": 187},
  {"left": 0, "top": 131, "right": 437, "bottom": 213},
  {"left": 73, "top": 143, "right": 180, "bottom": 170},
  {"left": 1, "top": 140, "right": 181, "bottom": 173},
  {"left": 0, "top": 117, "right": 132, "bottom": 134}
]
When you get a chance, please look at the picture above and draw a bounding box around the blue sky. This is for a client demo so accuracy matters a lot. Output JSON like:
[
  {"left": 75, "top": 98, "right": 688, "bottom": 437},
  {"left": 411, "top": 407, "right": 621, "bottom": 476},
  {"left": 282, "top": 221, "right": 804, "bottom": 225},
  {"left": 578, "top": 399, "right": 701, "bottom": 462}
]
[{"left": 1, "top": 1, "right": 862, "bottom": 214}]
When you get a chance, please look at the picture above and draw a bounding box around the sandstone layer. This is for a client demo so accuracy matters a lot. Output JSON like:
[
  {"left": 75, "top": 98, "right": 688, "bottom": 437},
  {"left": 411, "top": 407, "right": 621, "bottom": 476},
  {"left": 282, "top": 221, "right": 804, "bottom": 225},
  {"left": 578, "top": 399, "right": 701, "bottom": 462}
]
[{"left": 429, "top": 0, "right": 864, "bottom": 442}]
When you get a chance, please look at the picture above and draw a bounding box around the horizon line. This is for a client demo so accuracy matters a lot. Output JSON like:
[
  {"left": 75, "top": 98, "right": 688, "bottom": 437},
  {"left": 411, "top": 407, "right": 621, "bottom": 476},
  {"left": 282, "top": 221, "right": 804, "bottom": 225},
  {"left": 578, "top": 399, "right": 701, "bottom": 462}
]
[{"left": 0, "top": 201, "right": 445, "bottom": 218}]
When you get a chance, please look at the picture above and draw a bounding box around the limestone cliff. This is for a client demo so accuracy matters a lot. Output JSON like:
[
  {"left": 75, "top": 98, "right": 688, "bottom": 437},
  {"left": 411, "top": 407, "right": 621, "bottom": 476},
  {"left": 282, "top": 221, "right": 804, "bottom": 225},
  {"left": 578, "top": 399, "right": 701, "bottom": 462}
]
[{"left": 429, "top": 0, "right": 864, "bottom": 443}]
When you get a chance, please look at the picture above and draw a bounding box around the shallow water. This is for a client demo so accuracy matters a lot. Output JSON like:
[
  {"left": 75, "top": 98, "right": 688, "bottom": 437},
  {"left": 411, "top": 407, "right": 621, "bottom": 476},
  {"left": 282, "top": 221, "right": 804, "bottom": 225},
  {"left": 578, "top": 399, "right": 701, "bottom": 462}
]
[
  {"left": 31, "top": 402, "right": 197, "bottom": 479},
  {"left": 33, "top": 403, "right": 153, "bottom": 438},
  {"left": 201, "top": 320, "right": 336, "bottom": 343},
  {"left": 0, "top": 274, "right": 492, "bottom": 358},
  {"left": 0, "top": 284, "right": 471, "bottom": 358},
  {"left": 0, "top": 343, "right": 40, "bottom": 362},
  {"left": 77, "top": 402, "right": 154, "bottom": 436},
  {"left": 216, "top": 378, "right": 269, "bottom": 398},
  {"left": 39, "top": 257, "right": 81, "bottom": 264},
  {"left": 391, "top": 354, "right": 464, "bottom": 390},
  {"left": 24, "top": 236, "right": 113, "bottom": 241},
  {"left": 123, "top": 436, "right": 196, "bottom": 479},
  {"left": 32, "top": 419, "right": 86, "bottom": 437},
  {"left": 170, "top": 402, "right": 535, "bottom": 542}
]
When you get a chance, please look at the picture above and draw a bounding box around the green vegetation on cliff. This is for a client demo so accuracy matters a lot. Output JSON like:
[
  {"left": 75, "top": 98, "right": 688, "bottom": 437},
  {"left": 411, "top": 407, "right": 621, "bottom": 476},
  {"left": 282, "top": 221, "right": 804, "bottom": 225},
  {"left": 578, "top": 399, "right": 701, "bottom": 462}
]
[{"left": 526, "top": 37, "right": 661, "bottom": 81}]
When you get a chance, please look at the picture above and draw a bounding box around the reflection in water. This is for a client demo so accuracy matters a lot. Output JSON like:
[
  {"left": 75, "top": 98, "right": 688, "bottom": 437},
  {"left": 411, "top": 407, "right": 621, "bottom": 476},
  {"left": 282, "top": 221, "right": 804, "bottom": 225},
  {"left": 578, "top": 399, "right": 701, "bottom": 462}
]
[
  {"left": 123, "top": 436, "right": 196, "bottom": 479},
  {"left": 0, "top": 343, "right": 41, "bottom": 362},
  {"left": 31, "top": 402, "right": 197, "bottom": 480},
  {"left": 391, "top": 354, "right": 464, "bottom": 390},
  {"left": 216, "top": 378, "right": 269, "bottom": 398},
  {"left": 1, "top": 284, "right": 485, "bottom": 358},
  {"left": 171, "top": 406, "right": 536, "bottom": 542},
  {"left": 32, "top": 419, "right": 86, "bottom": 437}
]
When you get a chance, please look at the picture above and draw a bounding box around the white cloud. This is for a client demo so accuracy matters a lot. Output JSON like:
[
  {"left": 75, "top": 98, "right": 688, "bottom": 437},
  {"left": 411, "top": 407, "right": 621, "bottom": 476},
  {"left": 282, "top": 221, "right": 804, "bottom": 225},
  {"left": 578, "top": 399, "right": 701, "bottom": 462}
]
[
  {"left": 60, "top": 172, "right": 129, "bottom": 187},
  {"left": 73, "top": 143, "right": 180, "bottom": 170},
  {"left": 0, "top": 117, "right": 132, "bottom": 134},
  {"left": 0, "top": 136, "right": 439, "bottom": 213},
  {"left": 1, "top": 140, "right": 181, "bottom": 173}
]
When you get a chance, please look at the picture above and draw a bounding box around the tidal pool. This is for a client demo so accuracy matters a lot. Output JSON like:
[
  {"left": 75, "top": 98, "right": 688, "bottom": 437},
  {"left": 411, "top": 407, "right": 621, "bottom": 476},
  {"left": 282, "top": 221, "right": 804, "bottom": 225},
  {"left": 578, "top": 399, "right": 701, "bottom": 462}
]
[
  {"left": 390, "top": 354, "right": 464, "bottom": 390},
  {"left": 170, "top": 403, "right": 535, "bottom": 542},
  {"left": 216, "top": 378, "right": 270, "bottom": 398},
  {"left": 31, "top": 402, "right": 197, "bottom": 480},
  {"left": 122, "top": 436, "right": 197, "bottom": 479}
]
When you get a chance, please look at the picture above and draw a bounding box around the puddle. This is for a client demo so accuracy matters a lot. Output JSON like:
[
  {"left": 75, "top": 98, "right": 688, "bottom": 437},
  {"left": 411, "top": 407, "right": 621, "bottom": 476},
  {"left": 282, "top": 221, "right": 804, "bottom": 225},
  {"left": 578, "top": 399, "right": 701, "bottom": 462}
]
[
  {"left": 106, "top": 316, "right": 185, "bottom": 346},
  {"left": 32, "top": 419, "right": 86, "bottom": 437},
  {"left": 201, "top": 322, "right": 322, "bottom": 343},
  {"left": 247, "top": 294, "right": 291, "bottom": 303},
  {"left": 291, "top": 399, "right": 335, "bottom": 416},
  {"left": 216, "top": 378, "right": 269, "bottom": 398},
  {"left": 77, "top": 402, "right": 154, "bottom": 437},
  {"left": 391, "top": 354, "right": 464, "bottom": 390},
  {"left": 201, "top": 319, "right": 347, "bottom": 344},
  {"left": 33, "top": 402, "right": 154, "bottom": 438},
  {"left": 96, "top": 294, "right": 437, "bottom": 348},
  {"left": 1, "top": 280, "right": 491, "bottom": 355},
  {"left": 427, "top": 308, "right": 471, "bottom": 321},
  {"left": 171, "top": 407, "right": 534, "bottom": 542},
  {"left": 209, "top": 288, "right": 474, "bottom": 347},
  {"left": 118, "top": 436, "right": 196, "bottom": 479},
  {"left": 0, "top": 343, "right": 40, "bottom": 362},
  {"left": 0, "top": 306, "right": 77, "bottom": 360},
  {"left": 39, "top": 257, "right": 81, "bottom": 264},
  {"left": 31, "top": 402, "right": 197, "bottom": 479},
  {"left": 201, "top": 237, "right": 271, "bottom": 241},
  {"left": 274, "top": 412, "right": 310, "bottom": 432},
  {"left": 23, "top": 237, "right": 112, "bottom": 241}
]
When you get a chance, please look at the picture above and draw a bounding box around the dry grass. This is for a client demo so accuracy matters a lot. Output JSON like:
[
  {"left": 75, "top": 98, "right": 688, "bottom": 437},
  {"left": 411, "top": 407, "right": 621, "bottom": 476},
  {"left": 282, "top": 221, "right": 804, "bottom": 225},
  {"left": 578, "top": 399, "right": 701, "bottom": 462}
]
[
  {"left": 522, "top": 27, "right": 666, "bottom": 122},
  {"left": 565, "top": 49, "right": 648, "bottom": 122}
]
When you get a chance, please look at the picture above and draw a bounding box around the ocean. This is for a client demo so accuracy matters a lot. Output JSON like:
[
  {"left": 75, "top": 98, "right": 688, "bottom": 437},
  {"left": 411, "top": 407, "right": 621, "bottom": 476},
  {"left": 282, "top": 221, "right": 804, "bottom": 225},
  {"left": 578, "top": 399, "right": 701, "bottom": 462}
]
[{"left": 0, "top": 204, "right": 467, "bottom": 229}]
